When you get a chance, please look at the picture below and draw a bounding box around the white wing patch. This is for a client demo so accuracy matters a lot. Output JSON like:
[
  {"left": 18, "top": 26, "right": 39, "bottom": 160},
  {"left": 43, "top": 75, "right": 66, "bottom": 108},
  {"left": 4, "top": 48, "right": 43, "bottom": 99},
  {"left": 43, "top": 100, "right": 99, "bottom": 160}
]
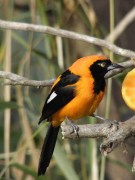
[{"left": 47, "top": 91, "right": 57, "bottom": 104}]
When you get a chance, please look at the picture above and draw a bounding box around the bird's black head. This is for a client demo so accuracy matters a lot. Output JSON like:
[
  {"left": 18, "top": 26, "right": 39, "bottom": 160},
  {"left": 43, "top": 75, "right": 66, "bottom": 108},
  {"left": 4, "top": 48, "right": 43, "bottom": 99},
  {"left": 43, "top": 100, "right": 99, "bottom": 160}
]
[
  {"left": 90, "top": 59, "right": 122, "bottom": 79},
  {"left": 89, "top": 59, "right": 122, "bottom": 94}
]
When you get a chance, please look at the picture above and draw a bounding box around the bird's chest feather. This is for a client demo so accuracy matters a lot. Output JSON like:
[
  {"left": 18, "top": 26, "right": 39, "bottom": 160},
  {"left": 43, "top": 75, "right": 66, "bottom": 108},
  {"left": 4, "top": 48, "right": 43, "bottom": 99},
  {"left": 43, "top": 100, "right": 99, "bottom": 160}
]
[
  {"left": 72, "top": 77, "right": 105, "bottom": 115},
  {"left": 51, "top": 77, "right": 105, "bottom": 125},
  {"left": 62, "top": 78, "right": 104, "bottom": 119}
]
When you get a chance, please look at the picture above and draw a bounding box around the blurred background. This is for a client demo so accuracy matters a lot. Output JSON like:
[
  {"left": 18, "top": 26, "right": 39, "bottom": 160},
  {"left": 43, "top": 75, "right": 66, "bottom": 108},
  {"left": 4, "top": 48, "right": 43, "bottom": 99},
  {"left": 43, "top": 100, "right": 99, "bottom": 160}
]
[{"left": 0, "top": 0, "right": 135, "bottom": 179}]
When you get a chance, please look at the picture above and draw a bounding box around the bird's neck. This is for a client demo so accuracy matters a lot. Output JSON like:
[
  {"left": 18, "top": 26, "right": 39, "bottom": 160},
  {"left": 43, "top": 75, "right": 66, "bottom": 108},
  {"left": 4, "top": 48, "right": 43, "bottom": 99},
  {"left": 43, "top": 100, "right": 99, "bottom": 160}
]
[{"left": 93, "top": 77, "right": 106, "bottom": 94}]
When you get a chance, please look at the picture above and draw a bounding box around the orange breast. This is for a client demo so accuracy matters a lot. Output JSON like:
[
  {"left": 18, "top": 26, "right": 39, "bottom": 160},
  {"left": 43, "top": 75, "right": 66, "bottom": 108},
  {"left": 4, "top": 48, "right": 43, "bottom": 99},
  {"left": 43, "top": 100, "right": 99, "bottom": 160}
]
[{"left": 51, "top": 76, "right": 105, "bottom": 126}]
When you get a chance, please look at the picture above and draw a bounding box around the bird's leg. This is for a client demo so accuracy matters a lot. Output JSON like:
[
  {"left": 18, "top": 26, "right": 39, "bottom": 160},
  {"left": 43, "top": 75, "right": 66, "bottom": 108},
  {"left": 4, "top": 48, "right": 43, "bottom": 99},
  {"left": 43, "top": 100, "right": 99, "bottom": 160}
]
[
  {"left": 65, "top": 117, "right": 79, "bottom": 137},
  {"left": 91, "top": 114, "right": 107, "bottom": 121},
  {"left": 91, "top": 114, "right": 119, "bottom": 131}
]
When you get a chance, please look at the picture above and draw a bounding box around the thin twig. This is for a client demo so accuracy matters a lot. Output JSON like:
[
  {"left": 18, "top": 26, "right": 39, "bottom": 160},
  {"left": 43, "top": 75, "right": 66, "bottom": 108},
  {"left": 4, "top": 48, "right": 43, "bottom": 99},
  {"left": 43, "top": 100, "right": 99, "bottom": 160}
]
[
  {"left": 0, "top": 20, "right": 135, "bottom": 58},
  {"left": 0, "top": 71, "right": 54, "bottom": 87},
  {"left": 0, "top": 59, "right": 134, "bottom": 87},
  {"left": 4, "top": 29, "right": 11, "bottom": 180},
  {"left": 106, "top": 6, "right": 135, "bottom": 42}
]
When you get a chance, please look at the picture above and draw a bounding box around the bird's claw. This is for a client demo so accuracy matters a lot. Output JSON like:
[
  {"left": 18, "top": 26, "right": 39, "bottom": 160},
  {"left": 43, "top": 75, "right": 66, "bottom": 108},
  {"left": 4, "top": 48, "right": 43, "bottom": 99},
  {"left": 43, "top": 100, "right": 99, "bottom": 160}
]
[
  {"left": 104, "top": 119, "right": 120, "bottom": 132},
  {"left": 92, "top": 114, "right": 119, "bottom": 132},
  {"left": 66, "top": 118, "right": 79, "bottom": 137}
]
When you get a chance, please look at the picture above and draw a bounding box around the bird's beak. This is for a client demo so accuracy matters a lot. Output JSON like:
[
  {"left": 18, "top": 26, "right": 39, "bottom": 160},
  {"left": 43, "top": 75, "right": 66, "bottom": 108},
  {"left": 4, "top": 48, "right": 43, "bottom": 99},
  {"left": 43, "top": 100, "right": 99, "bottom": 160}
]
[{"left": 107, "top": 63, "right": 124, "bottom": 71}]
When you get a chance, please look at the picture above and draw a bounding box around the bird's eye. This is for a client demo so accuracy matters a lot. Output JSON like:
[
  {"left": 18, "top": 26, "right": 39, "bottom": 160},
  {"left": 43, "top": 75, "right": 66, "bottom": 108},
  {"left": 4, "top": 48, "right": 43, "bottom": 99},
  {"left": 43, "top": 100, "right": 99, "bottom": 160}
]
[{"left": 99, "top": 62, "right": 107, "bottom": 68}]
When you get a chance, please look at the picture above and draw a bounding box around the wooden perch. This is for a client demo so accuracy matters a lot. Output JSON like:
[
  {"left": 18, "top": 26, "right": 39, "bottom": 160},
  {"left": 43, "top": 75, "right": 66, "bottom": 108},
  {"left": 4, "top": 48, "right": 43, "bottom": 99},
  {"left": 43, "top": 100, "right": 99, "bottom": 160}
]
[{"left": 61, "top": 116, "right": 135, "bottom": 155}]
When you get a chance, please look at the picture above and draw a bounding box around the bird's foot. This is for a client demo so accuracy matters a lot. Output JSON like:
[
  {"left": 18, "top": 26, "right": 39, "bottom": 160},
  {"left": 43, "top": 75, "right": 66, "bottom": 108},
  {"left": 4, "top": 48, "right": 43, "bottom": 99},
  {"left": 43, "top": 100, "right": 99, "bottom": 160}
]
[
  {"left": 92, "top": 114, "right": 120, "bottom": 132},
  {"left": 66, "top": 118, "right": 79, "bottom": 137},
  {"left": 105, "top": 119, "right": 119, "bottom": 132},
  {"left": 91, "top": 114, "right": 107, "bottom": 121}
]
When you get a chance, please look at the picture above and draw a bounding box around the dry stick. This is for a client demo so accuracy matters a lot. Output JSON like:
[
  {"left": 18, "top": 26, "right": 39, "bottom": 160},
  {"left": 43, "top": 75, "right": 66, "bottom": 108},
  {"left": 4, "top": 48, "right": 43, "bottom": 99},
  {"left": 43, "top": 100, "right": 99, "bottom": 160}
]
[
  {"left": 0, "top": 20, "right": 135, "bottom": 58},
  {"left": 0, "top": 59, "right": 134, "bottom": 87},
  {"left": 4, "top": 29, "right": 11, "bottom": 180},
  {"left": 0, "top": 70, "right": 55, "bottom": 87},
  {"left": 15, "top": 49, "right": 39, "bottom": 169},
  {"left": 106, "top": 6, "right": 135, "bottom": 42}
]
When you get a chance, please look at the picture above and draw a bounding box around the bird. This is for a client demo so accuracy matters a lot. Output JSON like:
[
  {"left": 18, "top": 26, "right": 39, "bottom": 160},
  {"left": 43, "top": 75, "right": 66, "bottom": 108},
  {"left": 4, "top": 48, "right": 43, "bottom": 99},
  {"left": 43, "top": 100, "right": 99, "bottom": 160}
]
[{"left": 38, "top": 55, "right": 122, "bottom": 176}]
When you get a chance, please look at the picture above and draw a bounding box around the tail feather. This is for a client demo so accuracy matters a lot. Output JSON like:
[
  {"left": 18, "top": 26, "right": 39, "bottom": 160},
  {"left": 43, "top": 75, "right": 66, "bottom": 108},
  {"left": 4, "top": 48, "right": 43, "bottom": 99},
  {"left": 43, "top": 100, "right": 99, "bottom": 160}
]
[{"left": 38, "top": 124, "right": 60, "bottom": 176}]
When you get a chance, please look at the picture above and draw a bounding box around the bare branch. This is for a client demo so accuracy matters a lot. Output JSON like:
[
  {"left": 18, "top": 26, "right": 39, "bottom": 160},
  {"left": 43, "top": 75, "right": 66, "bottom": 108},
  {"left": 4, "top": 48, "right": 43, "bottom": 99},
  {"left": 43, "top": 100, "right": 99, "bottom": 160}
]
[
  {"left": 0, "top": 59, "right": 134, "bottom": 87},
  {"left": 0, "top": 20, "right": 135, "bottom": 58},
  {"left": 106, "top": 6, "right": 135, "bottom": 42},
  {"left": 61, "top": 116, "right": 135, "bottom": 154},
  {"left": 0, "top": 71, "right": 54, "bottom": 87}
]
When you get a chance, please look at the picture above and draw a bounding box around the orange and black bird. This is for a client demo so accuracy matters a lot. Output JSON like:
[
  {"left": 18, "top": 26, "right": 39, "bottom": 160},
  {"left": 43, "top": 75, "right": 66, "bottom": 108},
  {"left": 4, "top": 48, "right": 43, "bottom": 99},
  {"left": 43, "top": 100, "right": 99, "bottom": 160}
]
[{"left": 38, "top": 55, "right": 122, "bottom": 176}]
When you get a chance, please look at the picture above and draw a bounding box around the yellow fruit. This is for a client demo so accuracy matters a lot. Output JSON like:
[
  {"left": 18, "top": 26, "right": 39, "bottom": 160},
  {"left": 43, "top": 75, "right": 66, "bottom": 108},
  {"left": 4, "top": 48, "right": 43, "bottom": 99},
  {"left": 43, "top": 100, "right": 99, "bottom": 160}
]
[{"left": 122, "top": 68, "right": 135, "bottom": 111}]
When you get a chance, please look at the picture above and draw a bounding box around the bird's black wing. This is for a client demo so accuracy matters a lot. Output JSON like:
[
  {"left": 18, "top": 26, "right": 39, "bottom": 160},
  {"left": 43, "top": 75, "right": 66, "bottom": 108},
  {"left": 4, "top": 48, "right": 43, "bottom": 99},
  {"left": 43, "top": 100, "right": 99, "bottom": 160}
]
[{"left": 39, "top": 70, "right": 80, "bottom": 123}]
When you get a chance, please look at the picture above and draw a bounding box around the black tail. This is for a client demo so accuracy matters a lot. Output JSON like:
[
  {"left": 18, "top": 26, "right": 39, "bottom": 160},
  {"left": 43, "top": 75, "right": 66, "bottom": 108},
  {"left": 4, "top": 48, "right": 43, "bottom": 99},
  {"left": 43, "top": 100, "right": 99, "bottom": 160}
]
[{"left": 38, "top": 124, "right": 60, "bottom": 176}]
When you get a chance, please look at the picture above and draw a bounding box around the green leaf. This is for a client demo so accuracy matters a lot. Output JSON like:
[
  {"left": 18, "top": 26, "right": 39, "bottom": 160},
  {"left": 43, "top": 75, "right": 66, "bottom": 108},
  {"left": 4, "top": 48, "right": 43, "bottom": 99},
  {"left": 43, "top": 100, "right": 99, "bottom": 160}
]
[
  {"left": 0, "top": 101, "right": 19, "bottom": 111},
  {"left": 108, "top": 157, "right": 134, "bottom": 172},
  {"left": 53, "top": 142, "right": 79, "bottom": 180},
  {"left": 12, "top": 32, "right": 28, "bottom": 49},
  {"left": 10, "top": 163, "right": 36, "bottom": 177},
  {"left": 33, "top": 49, "right": 49, "bottom": 60}
]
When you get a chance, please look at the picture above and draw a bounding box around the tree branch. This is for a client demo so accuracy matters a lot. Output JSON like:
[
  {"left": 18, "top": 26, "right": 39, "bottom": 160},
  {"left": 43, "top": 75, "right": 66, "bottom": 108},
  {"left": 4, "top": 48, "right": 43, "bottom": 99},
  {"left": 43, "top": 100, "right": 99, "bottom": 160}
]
[
  {"left": 0, "top": 71, "right": 54, "bottom": 87},
  {"left": 61, "top": 116, "right": 135, "bottom": 155},
  {"left": 0, "top": 60, "right": 134, "bottom": 87},
  {"left": 0, "top": 20, "right": 135, "bottom": 58}
]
